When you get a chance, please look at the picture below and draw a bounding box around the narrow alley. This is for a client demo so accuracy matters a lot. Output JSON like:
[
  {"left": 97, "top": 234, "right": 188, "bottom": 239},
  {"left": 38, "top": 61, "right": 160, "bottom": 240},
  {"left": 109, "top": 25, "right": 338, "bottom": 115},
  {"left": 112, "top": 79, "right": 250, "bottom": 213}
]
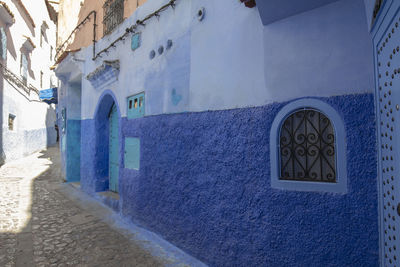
[
  {"left": 0, "top": 146, "right": 183, "bottom": 267},
  {"left": 0, "top": 0, "right": 392, "bottom": 265}
]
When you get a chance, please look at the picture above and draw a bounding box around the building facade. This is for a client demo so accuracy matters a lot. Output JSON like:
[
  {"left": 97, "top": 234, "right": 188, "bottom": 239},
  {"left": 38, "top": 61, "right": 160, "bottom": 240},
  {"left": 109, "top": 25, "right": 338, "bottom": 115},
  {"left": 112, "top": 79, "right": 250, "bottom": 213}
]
[
  {"left": 55, "top": 0, "right": 391, "bottom": 265},
  {"left": 0, "top": 0, "right": 57, "bottom": 164},
  {"left": 56, "top": 0, "right": 146, "bottom": 60}
]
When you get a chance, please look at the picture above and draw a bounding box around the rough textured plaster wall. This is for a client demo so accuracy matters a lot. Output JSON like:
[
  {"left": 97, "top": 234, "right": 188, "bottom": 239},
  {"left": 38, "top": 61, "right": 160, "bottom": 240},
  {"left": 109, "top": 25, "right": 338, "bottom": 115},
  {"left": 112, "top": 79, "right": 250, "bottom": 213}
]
[
  {"left": 80, "top": 93, "right": 378, "bottom": 266},
  {"left": 69, "top": 0, "right": 378, "bottom": 263},
  {"left": 80, "top": 119, "right": 96, "bottom": 191}
]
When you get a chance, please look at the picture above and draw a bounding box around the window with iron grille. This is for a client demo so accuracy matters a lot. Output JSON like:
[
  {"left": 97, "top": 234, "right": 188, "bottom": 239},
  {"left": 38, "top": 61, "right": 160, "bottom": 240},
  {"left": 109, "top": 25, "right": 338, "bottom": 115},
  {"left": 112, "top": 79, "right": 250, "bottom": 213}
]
[
  {"left": 270, "top": 98, "right": 347, "bottom": 193},
  {"left": 103, "top": 0, "right": 124, "bottom": 36},
  {"left": 0, "top": 27, "right": 7, "bottom": 60},
  {"left": 8, "top": 114, "right": 15, "bottom": 131},
  {"left": 279, "top": 108, "right": 336, "bottom": 183}
]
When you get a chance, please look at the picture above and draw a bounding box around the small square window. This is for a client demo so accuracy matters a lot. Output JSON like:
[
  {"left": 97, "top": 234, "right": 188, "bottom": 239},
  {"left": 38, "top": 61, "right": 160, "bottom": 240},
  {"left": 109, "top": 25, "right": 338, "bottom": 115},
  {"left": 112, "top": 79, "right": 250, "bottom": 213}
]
[
  {"left": 8, "top": 114, "right": 15, "bottom": 131},
  {"left": 127, "top": 92, "right": 145, "bottom": 119}
]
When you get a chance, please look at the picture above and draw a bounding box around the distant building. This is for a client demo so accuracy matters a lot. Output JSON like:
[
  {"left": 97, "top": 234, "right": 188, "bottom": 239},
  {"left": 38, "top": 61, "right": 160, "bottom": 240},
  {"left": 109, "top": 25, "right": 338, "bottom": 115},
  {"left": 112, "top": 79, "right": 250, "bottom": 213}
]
[
  {"left": 54, "top": 0, "right": 393, "bottom": 266},
  {"left": 0, "top": 0, "right": 57, "bottom": 164}
]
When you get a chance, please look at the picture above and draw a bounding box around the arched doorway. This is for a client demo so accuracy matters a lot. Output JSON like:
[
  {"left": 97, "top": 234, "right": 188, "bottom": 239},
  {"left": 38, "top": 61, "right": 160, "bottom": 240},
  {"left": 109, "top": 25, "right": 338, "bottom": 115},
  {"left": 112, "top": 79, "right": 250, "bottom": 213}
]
[{"left": 92, "top": 91, "right": 120, "bottom": 193}]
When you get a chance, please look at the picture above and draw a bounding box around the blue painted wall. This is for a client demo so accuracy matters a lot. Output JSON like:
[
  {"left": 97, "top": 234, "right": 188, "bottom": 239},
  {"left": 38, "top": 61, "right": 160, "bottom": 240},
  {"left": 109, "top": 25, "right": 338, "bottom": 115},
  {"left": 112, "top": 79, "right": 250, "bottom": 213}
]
[
  {"left": 80, "top": 93, "right": 378, "bottom": 266},
  {"left": 263, "top": 0, "right": 374, "bottom": 103},
  {"left": 255, "top": 0, "right": 340, "bottom": 25},
  {"left": 80, "top": 119, "right": 96, "bottom": 190},
  {"left": 75, "top": 0, "right": 372, "bottom": 117},
  {"left": 364, "top": 0, "right": 375, "bottom": 30},
  {"left": 66, "top": 119, "right": 81, "bottom": 182}
]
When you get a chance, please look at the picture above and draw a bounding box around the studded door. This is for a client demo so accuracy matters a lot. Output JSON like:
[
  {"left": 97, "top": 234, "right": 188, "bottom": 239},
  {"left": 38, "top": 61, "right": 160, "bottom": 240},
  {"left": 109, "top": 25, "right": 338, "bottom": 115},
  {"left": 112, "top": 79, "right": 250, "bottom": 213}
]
[{"left": 375, "top": 3, "right": 400, "bottom": 266}]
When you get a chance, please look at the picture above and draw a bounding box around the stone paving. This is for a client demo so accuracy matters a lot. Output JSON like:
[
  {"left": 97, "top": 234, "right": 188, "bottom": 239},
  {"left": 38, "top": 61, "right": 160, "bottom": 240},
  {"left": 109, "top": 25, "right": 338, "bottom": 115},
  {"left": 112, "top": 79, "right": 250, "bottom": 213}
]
[
  {"left": 0, "top": 178, "right": 20, "bottom": 266},
  {"left": 0, "top": 146, "right": 164, "bottom": 267}
]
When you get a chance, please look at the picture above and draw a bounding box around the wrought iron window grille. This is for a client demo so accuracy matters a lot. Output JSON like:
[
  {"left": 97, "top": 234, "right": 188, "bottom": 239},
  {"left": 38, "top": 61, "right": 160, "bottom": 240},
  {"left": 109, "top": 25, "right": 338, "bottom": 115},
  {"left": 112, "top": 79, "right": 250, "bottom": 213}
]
[
  {"left": 103, "top": 0, "right": 124, "bottom": 36},
  {"left": 279, "top": 108, "right": 336, "bottom": 183},
  {"left": 8, "top": 114, "right": 15, "bottom": 131},
  {"left": 0, "top": 61, "right": 39, "bottom": 95}
]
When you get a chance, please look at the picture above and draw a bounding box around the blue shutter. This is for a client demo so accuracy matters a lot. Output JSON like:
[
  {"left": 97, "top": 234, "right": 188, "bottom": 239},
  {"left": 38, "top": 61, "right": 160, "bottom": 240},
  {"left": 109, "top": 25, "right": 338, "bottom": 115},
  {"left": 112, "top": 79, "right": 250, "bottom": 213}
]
[
  {"left": 124, "top": 137, "right": 140, "bottom": 170},
  {"left": 127, "top": 93, "right": 145, "bottom": 119},
  {"left": 0, "top": 28, "right": 6, "bottom": 60},
  {"left": 22, "top": 54, "right": 28, "bottom": 80}
]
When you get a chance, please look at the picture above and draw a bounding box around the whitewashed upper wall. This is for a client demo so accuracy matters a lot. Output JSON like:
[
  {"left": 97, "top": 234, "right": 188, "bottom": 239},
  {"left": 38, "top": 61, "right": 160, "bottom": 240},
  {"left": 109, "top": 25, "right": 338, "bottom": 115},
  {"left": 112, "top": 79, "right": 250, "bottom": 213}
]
[
  {"left": 262, "top": 0, "right": 374, "bottom": 103},
  {"left": 2, "top": 0, "right": 57, "bottom": 90},
  {"left": 68, "top": 0, "right": 373, "bottom": 119},
  {"left": 1, "top": 0, "right": 57, "bottom": 130}
]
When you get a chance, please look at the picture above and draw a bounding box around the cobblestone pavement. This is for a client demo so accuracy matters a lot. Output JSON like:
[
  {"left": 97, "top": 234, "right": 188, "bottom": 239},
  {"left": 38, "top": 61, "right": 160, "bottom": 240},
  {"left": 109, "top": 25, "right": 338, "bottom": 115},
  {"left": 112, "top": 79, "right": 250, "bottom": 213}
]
[{"left": 0, "top": 146, "right": 163, "bottom": 267}]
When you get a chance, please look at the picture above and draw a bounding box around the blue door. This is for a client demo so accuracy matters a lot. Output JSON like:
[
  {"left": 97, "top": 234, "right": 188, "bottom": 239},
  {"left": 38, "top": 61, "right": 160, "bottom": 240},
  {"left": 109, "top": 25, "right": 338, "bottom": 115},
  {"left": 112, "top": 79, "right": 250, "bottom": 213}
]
[
  {"left": 373, "top": 1, "right": 400, "bottom": 265},
  {"left": 109, "top": 104, "right": 119, "bottom": 192}
]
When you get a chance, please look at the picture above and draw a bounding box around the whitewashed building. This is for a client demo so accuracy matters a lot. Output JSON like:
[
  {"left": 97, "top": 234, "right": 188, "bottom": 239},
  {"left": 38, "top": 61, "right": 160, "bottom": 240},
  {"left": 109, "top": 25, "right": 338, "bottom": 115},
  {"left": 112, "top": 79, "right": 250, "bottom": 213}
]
[
  {"left": 55, "top": 0, "right": 394, "bottom": 266},
  {"left": 0, "top": 0, "right": 57, "bottom": 163}
]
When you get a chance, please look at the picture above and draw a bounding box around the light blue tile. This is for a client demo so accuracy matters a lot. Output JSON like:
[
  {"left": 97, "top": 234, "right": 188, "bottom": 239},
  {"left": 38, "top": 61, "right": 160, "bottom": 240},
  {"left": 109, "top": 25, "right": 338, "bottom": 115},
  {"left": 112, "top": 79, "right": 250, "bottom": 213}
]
[{"left": 131, "top": 33, "right": 141, "bottom": 51}]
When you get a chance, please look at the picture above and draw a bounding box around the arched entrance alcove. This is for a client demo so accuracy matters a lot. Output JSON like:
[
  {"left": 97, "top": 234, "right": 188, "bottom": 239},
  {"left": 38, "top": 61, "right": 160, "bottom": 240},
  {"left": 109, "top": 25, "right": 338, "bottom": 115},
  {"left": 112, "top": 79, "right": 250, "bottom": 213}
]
[{"left": 92, "top": 90, "right": 121, "bottom": 193}]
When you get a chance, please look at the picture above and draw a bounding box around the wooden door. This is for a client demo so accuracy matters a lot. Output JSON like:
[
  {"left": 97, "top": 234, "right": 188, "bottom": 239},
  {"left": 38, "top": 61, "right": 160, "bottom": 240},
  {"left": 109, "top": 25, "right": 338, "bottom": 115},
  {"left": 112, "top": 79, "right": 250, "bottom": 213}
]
[{"left": 109, "top": 104, "right": 119, "bottom": 192}]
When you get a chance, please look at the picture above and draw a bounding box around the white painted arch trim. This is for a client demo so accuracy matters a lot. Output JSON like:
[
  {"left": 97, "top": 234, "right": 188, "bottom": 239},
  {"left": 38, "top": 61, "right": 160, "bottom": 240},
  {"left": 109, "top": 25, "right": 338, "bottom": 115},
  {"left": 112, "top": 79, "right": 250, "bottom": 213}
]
[{"left": 270, "top": 98, "right": 348, "bottom": 193}]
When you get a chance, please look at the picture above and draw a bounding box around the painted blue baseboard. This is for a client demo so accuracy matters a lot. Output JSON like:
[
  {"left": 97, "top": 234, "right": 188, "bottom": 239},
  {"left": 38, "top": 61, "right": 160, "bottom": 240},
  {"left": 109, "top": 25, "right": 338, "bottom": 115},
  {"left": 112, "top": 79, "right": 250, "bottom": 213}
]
[{"left": 80, "top": 93, "right": 378, "bottom": 266}]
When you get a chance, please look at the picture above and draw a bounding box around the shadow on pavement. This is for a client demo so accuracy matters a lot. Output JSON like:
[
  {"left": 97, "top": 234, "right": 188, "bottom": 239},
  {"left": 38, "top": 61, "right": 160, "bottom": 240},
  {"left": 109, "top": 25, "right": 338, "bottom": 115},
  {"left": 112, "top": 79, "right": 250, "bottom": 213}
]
[{"left": 0, "top": 146, "right": 162, "bottom": 266}]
